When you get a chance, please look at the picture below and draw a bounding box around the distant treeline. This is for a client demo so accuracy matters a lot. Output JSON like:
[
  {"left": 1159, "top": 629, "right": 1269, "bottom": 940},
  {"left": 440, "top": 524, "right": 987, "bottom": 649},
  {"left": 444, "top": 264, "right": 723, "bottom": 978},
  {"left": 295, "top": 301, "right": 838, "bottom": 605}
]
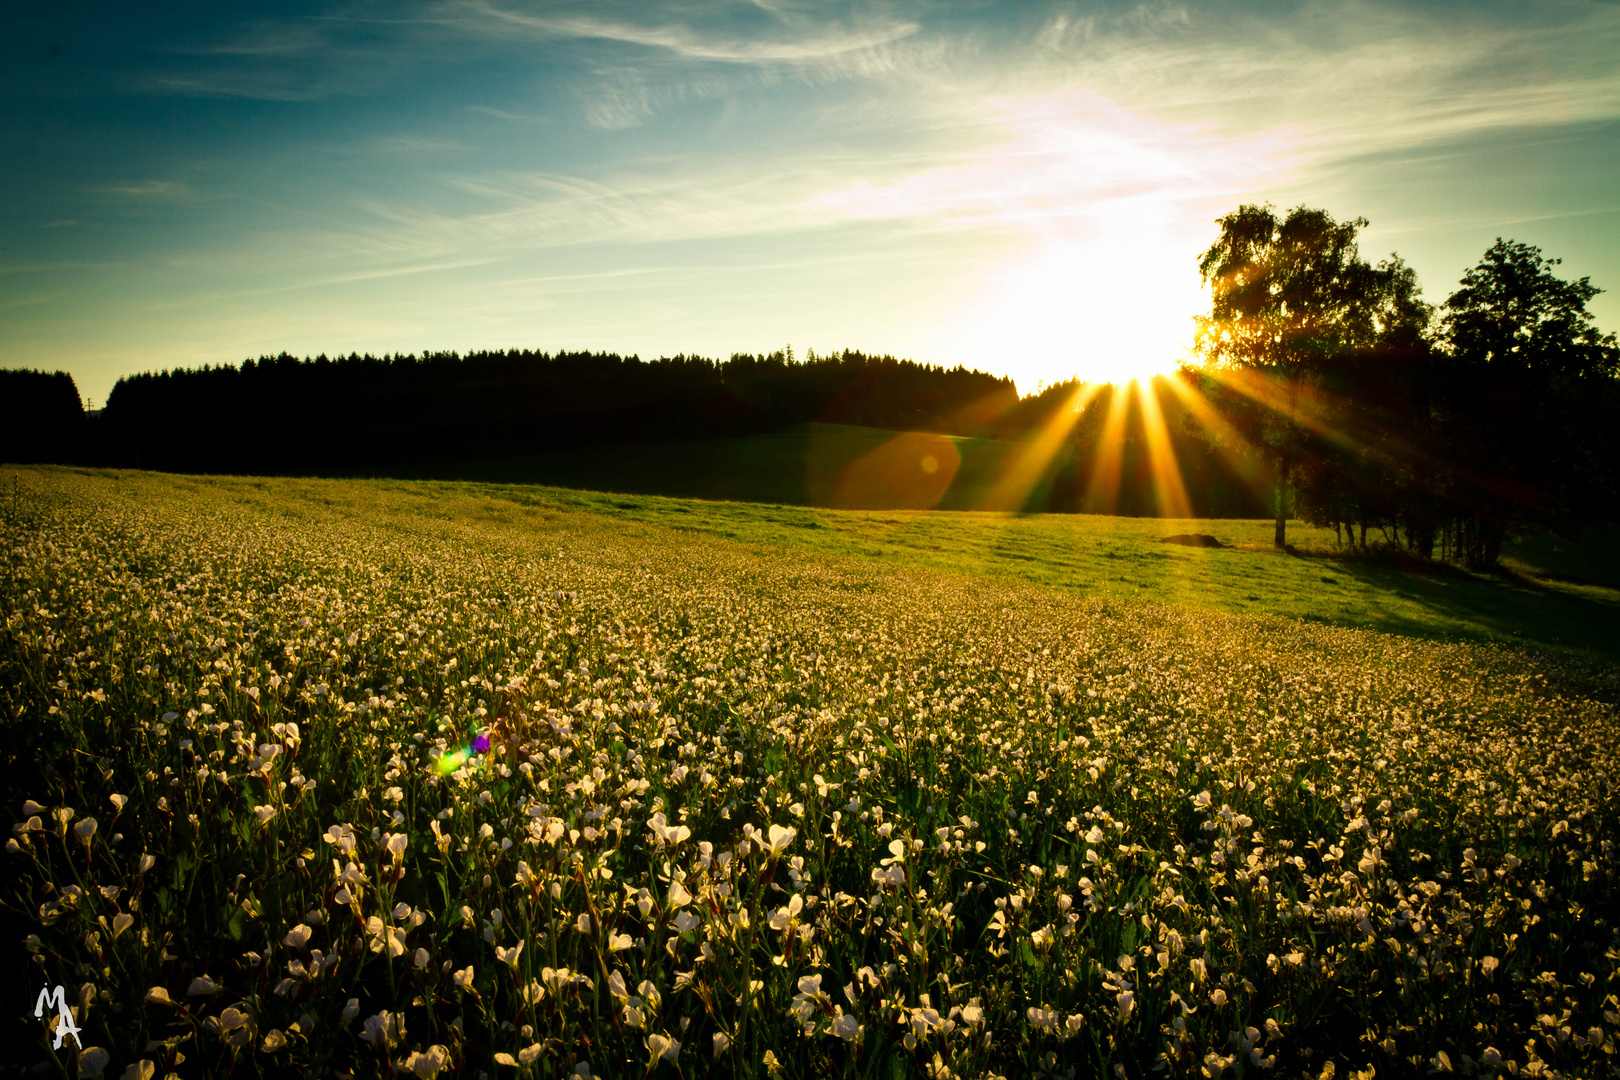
[
  {"left": 0, "top": 350, "right": 1275, "bottom": 517},
  {"left": 0, "top": 369, "right": 85, "bottom": 466},
  {"left": 87, "top": 348, "right": 1022, "bottom": 475}
]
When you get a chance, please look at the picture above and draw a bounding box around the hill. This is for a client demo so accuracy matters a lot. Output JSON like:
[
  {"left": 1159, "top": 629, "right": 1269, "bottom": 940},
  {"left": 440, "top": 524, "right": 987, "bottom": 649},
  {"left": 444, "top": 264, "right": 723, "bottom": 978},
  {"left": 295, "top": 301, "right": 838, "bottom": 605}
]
[
  {"left": 346, "top": 422, "right": 1058, "bottom": 512},
  {"left": 25, "top": 465, "right": 1618, "bottom": 666}
]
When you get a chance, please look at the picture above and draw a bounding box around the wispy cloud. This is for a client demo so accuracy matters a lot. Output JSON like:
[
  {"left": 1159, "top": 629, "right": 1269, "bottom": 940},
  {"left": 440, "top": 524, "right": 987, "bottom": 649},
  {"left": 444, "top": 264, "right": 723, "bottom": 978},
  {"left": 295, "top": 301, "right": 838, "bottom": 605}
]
[
  {"left": 140, "top": 5, "right": 445, "bottom": 101},
  {"left": 365, "top": 134, "right": 465, "bottom": 154},
  {"left": 0, "top": 292, "right": 58, "bottom": 311},
  {"left": 466, "top": 104, "right": 538, "bottom": 121},
  {"left": 457, "top": 1, "right": 918, "bottom": 64},
  {"left": 118, "top": 0, "right": 1620, "bottom": 135},
  {"left": 90, "top": 180, "right": 188, "bottom": 198},
  {"left": 807, "top": 90, "right": 1298, "bottom": 232},
  {"left": 139, "top": 0, "right": 929, "bottom": 108},
  {"left": 1038, "top": 0, "right": 1620, "bottom": 157},
  {"left": 134, "top": 255, "right": 508, "bottom": 311},
  {"left": 177, "top": 18, "right": 337, "bottom": 58},
  {"left": 148, "top": 73, "right": 335, "bottom": 102},
  {"left": 222, "top": 76, "right": 1294, "bottom": 374}
]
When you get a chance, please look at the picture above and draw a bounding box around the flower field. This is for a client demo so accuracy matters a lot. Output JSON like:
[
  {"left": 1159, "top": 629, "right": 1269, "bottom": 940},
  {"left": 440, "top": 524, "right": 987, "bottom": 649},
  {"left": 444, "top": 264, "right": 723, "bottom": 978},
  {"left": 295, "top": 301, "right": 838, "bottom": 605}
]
[{"left": 4, "top": 467, "right": 1618, "bottom": 1078}]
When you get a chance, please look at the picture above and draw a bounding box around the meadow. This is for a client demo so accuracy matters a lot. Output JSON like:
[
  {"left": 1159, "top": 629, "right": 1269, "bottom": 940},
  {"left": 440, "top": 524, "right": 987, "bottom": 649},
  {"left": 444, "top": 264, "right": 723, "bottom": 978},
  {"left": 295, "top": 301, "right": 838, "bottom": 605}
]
[
  {"left": 4, "top": 466, "right": 1618, "bottom": 1078},
  {"left": 339, "top": 422, "right": 1620, "bottom": 665}
]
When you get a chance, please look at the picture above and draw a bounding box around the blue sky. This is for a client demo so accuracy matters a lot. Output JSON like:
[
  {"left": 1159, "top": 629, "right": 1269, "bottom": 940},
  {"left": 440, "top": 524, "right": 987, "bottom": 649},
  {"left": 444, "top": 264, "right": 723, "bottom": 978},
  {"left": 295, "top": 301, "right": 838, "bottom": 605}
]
[{"left": 4, "top": 0, "right": 1618, "bottom": 403}]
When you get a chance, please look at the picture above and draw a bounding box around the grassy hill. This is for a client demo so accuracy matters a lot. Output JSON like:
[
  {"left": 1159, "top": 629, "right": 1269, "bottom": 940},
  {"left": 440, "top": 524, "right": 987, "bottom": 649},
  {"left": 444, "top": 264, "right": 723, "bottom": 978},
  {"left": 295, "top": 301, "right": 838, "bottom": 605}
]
[
  {"left": 327, "top": 422, "right": 1620, "bottom": 663},
  {"left": 503, "top": 484, "right": 1620, "bottom": 667},
  {"left": 35, "top": 464, "right": 1619, "bottom": 667},
  {"left": 341, "top": 422, "right": 1059, "bottom": 511},
  {"left": 1499, "top": 524, "right": 1620, "bottom": 589}
]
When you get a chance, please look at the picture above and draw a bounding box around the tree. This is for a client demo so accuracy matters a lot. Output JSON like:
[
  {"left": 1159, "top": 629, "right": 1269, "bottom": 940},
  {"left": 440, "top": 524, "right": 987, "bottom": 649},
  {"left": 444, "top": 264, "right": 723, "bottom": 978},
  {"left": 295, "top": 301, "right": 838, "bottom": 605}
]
[
  {"left": 1295, "top": 255, "right": 1445, "bottom": 557},
  {"left": 0, "top": 369, "right": 84, "bottom": 465},
  {"left": 1193, "top": 205, "right": 1393, "bottom": 548},
  {"left": 1438, "top": 239, "right": 1620, "bottom": 565}
]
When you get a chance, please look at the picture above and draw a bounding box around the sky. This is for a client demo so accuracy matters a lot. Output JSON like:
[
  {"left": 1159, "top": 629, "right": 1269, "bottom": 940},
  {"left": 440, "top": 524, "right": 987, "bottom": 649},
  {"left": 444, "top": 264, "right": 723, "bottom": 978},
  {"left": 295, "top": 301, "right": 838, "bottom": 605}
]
[{"left": 4, "top": 0, "right": 1619, "bottom": 404}]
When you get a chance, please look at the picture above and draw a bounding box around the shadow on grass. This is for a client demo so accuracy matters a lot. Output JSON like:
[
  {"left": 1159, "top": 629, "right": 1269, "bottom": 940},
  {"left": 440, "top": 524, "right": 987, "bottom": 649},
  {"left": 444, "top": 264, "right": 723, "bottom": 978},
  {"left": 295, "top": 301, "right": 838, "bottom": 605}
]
[{"left": 1281, "top": 544, "right": 1620, "bottom": 663}]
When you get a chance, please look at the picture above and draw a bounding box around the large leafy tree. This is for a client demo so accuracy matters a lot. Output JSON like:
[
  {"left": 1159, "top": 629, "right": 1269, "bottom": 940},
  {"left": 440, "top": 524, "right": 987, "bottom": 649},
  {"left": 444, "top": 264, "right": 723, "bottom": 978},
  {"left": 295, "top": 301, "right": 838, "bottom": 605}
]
[
  {"left": 1193, "top": 204, "right": 1396, "bottom": 548},
  {"left": 1439, "top": 238, "right": 1620, "bottom": 564}
]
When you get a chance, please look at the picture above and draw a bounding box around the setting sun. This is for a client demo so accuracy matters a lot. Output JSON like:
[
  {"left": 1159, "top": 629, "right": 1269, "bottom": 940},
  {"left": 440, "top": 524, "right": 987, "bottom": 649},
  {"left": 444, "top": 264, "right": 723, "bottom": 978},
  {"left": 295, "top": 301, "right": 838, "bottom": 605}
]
[{"left": 952, "top": 229, "right": 1205, "bottom": 389}]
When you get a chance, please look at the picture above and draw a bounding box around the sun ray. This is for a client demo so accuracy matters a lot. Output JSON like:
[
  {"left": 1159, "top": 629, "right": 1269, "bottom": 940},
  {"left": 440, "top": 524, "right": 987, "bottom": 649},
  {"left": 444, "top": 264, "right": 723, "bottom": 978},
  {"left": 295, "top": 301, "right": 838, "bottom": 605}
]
[
  {"left": 1155, "top": 370, "right": 1274, "bottom": 505},
  {"left": 981, "top": 381, "right": 1102, "bottom": 511},
  {"left": 1199, "top": 363, "right": 1463, "bottom": 500},
  {"left": 1200, "top": 365, "right": 1371, "bottom": 458},
  {"left": 1134, "top": 377, "right": 1193, "bottom": 519},
  {"left": 1080, "top": 381, "right": 1132, "bottom": 515},
  {"left": 1186, "top": 364, "right": 1498, "bottom": 535}
]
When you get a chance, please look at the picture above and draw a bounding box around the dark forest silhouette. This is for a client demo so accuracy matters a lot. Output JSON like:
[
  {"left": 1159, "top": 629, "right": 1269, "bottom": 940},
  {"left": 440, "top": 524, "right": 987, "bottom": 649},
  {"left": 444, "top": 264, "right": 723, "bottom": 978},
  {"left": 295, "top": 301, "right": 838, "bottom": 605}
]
[
  {"left": 93, "top": 348, "right": 1017, "bottom": 475},
  {"left": 7, "top": 348, "right": 1275, "bottom": 518},
  {"left": 5, "top": 227, "right": 1616, "bottom": 566},
  {"left": 0, "top": 369, "right": 84, "bottom": 466}
]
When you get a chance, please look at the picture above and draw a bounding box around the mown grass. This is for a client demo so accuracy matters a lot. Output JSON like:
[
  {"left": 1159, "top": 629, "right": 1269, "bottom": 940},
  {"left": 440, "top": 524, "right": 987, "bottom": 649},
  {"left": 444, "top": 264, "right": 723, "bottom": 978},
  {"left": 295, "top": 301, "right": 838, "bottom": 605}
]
[{"left": 4, "top": 466, "right": 1618, "bottom": 1080}]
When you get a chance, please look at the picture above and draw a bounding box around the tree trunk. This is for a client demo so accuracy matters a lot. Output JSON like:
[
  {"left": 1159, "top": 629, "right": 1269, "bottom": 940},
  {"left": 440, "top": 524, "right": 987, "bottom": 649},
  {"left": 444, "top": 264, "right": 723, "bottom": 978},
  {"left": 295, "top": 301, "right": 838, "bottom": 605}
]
[
  {"left": 1275, "top": 377, "right": 1301, "bottom": 550},
  {"left": 1481, "top": 519, "right": 1506, "bottom": 568},
  {"left": 1411, "top": 523, "right": 1435, "bottom": 560},
  {"left": 1273, "top": 474, "right": 1287, "bottom": 549}
]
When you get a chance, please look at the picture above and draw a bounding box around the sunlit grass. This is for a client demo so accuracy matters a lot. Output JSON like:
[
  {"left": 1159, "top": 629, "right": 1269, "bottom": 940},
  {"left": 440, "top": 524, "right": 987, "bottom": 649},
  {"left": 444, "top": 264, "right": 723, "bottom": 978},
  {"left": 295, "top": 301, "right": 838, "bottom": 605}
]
[
  {"left": 286, "top": 469, "right": 1620, "bottom": 664},
  {"left": 4, "top": 466, "right": 1618, "bottom": 1078}
]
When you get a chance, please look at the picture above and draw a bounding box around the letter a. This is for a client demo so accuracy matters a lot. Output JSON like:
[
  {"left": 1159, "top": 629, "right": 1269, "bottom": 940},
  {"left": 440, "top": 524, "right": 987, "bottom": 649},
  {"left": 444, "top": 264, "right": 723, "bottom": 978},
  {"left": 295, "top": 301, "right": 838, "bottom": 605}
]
[{"left": 34, "top": 985, "right": 81, "bottom": 1050}]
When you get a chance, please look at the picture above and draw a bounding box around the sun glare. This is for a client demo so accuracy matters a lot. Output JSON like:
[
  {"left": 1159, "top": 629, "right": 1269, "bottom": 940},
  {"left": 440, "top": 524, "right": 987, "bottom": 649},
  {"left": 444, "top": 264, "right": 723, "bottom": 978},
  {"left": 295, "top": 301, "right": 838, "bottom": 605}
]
[
  {"left": 954, "top": 230, "right": 1204, "bottom": 390},
  {"left": 850, "top": 87, "right": 1295, "bottom": 395}
]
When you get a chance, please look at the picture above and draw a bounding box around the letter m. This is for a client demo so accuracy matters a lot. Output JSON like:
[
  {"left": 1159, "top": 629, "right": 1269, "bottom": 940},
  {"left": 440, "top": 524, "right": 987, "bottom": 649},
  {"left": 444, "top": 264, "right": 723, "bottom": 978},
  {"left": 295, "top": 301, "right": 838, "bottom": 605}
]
[{"left": 34, "top": 985, "right": 81, "bottom": 1049}]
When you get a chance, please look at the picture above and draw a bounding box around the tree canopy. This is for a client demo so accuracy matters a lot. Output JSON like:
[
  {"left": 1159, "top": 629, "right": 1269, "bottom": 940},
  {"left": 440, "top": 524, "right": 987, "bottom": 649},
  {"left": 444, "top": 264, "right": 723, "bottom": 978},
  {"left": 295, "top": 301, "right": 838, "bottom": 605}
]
[
  {"left": 90, "top": 348, "right": 1017, "bottom": 476},
  {"left": 1194, "top": 205, "right": 1382, "bottom": 376},
  {"left": 1443, "top": 239, "right": 1619, "bottom": 383},
  {"left": 1193, "top": 204, "right": 1413, "bottom": 548},
  {"left": 0, "top": 369, "right": 84, "bottom": 465},
  {"left": 1434, "top": 239, "right": 1620, "bottom": 563}
]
